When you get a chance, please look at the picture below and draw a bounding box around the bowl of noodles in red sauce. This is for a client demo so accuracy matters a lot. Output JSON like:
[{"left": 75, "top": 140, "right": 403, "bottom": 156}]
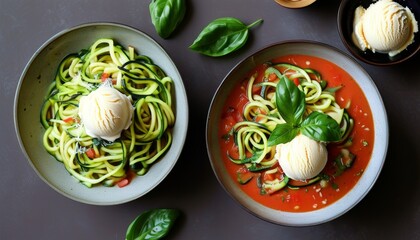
[{"left": 206, "top": 41, "right": 388, "bottom": 226}]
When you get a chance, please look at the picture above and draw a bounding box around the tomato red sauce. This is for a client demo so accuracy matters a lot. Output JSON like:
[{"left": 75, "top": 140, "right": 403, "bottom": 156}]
[{"left": 218, "top": 55, "right": 374, "bottom": 212}]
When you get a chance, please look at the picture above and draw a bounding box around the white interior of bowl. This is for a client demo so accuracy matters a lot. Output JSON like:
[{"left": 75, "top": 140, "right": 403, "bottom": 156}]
[
  {"left": 14, "top": 23, "right": 189, "bottom": 205},
  {"left": 207, "top": 41, "right": 388, "bottom": 226}
]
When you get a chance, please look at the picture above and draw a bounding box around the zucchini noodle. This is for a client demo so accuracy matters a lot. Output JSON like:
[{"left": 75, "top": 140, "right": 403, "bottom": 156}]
[
  {"left": 228, "top": 62, "right": 354, "bottom": 193},
  {"left": 40, "top": 38, "right": 175, "bottom": 187}
]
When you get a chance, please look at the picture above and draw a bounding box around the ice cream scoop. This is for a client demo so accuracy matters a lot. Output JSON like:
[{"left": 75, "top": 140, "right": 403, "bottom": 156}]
[
  {"left": 352, "top": 0, "right": 418, "bottom": 57},
  {"left": 275, "top": 134, "right": 327, "bottom": 181},
  {"left": 78, "top": 84, "right": 134, "bottom": 142}
]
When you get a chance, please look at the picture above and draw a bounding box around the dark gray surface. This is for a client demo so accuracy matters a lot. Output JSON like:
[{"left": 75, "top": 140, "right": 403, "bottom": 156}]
[{"left": 1, "top": 0, "right": 419, "bottom": 239}]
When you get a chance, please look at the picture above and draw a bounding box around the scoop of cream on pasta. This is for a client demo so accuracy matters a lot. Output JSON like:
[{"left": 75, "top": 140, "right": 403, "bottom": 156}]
[
  {"left": 78, "top": 83, "right": 134, "bottom": 142},
  {"left": 275, "top": 134, "right": 328, "bottom": 181}
]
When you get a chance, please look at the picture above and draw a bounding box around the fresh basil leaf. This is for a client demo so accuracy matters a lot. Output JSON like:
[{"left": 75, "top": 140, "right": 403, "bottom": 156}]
[
  {"left": 189, "top": 18, "right": 263, "bottom": 57},
  {"left": 126, "top": 208, "right": 180, "bottom": 240},
  {"left": 267, "top": 123, "right": 299, "bottom": 146},
  {"left": 300, "top": 111, "right": 341, "bottom": 142},
  {"left": 275, "top": 76, "right": 305, "bottom": 125},
  {"left": 149, "top": 0, "right": 186, "bottom": 39}
]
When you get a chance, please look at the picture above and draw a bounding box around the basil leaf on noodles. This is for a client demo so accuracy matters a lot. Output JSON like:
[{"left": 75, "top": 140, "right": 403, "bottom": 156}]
[
  {"left": 268, "top": 75, "right": 340, "bottom": 145},
  {"left": 268, "top": 123, "right": 299, "bottom": 146},
  {"left": 300, "top": 111, "right": 341, "bottom": 142},
  {"left": 275, "top": 76, "right": 305, "bottom": 125},
  {"left": 189, "top": 18, "right": 263, "bottom": 57}
]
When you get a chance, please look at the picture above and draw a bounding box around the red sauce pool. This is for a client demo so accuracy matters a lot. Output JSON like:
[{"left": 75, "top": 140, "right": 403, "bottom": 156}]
[{"left": 218, "top": 55, "right": 374, "bottom": 212}]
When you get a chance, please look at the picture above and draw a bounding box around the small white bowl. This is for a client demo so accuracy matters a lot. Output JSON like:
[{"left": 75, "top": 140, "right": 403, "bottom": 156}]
[
  {"left": 206, "top": 41, "right": 388, "bottom": 226},
  {"left": 14, "top": 23, "right": 189, "bottom": 205}
]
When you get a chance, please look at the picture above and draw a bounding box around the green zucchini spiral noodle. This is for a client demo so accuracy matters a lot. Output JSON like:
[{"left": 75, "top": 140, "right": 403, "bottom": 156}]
[
  {"left": 40, "top": 38, "right": 175, "bottom": 187},
  {"left": 228, "top": 62, "right": 354, "bottom": 193}
]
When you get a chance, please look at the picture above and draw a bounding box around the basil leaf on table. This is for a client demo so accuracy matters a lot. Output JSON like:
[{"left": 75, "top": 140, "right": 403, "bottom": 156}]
[
  {"left": 189, "top": 17, "right": 263, "bottom": 57},
  {"left": 149, "top": 0, "right": 186, "bottom": 38},
  {"left": 300, "top": 111, "right": 341, "bottom": 142},
  {"left": 125, "top": 208, "right": 180, "bottom": 240}
]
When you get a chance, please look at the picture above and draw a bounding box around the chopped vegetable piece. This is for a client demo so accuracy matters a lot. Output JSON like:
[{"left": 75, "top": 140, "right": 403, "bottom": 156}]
[
  {"left": 117, "top": 178, "right": 129, "bottom": 188},
  {"left": 334, "top": 148, "right": 355, "bottom": 176},
  {"left": 236, "top": 167, "right": 254, "bottom": 184},
  {"left": 63, "top": 117, "right": 74, "bottom": 123},
  {"left": 262, "top": 175, "right": 289, "bottom": 194},
  {"left": 85, "top": 148, "right": 96, "bottom": 159},
  {"left": 287, "top": 176, "right": 321, "bottom": 188}
]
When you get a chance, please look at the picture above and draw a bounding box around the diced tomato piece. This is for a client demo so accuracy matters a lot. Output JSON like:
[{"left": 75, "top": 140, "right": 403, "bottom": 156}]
[
  {"left": 263, "top": 173, "right": 275, "bottom": 181},
  {"left": 293, "top": 78, "right": 300, "bottom": 86},
  {"left": 268, "top": 73, "right": 277, "bottom": 82},
  {"left": 85, "top": 148, "right": 96, "bottom": 159},
  {"left": 101, "top": 73, "right": 117, "bottom": 84},
  {"left": 237, "top": 165, "right": 249, "bottom": 174},
  {"left": 263, "top": 167, "right": 283, "bottom": 182},
  {"left": 255, "top": 108, "right": 267, "bottom": 115},
  {"left": 101, "top": 73, "right": 110, "bottom": 81},
  {"left": 117, "top": 178, "right": 129, "bottom": 188},
  {"left": 63, "top": 117, "right": 74, "bottom": 124},
  {"left": 255, "top": 115, "right": 264, "bottom": 122}
]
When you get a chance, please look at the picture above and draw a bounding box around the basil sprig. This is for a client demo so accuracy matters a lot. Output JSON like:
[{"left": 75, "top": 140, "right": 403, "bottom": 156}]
[
  {"left": 149, "top": 0, "right": 186, "bottom": 39},
  {"left": 268, "top": 75, "right": 341, "bottom": 146},
  {"left": 125, "top": 208, "right": 180, "bottom": 240},
  {"left": 275, "top": 74, "right": 305, "bottom": 125},
  {"left": 189, "top": 17, "right": 263, "bottom": 57}
]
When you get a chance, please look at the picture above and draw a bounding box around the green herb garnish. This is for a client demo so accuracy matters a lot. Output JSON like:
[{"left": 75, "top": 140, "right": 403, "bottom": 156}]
[
  {"left": 268, "top": 75, "right": 341, "bottom": 146},
  {"left": 149, "top": 0, "right": 186, "bottom": 38},
  {"left": 189, "top": 17, "right": 263, "bottom": 57},
  {"left": 125, "top": 209, "right": 180, "bottom": 240}
]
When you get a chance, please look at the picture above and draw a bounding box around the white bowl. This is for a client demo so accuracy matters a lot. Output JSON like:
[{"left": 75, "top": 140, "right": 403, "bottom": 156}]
[
  {"left": 206, "top": 41, "right": 388, "bottom": 226},
  {"left": 14, "top": 23, "right": 189, "bottom": 205}
]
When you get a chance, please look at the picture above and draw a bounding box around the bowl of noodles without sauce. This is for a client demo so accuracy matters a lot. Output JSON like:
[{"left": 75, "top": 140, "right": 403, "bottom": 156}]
[
  {"left": 14, "top": 23, "right": 188, "bottom": 205},
  {"left": 206, "top": 41, "right": 388, "bottom": 226}
]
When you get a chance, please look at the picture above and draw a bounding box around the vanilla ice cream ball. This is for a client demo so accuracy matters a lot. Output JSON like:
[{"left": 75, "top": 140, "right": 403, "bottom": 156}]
[
  {"left": 78, "top": 84, "right": 134, "bottom": 142},
  {"left": 275, "top": 134, "right": 328, "bottom": 181},
  {"left": 352, "top": 0, "right": 418, "bottom": 57}
]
